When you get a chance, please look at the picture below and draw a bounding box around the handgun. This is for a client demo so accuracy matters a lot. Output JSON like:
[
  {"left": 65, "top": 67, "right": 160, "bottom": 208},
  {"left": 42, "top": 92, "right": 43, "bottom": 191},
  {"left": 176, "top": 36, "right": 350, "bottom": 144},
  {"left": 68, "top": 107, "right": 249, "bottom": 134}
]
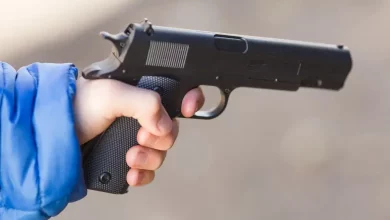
[{"left": 81, "top": 18, "right": 353, "bottom": 194}]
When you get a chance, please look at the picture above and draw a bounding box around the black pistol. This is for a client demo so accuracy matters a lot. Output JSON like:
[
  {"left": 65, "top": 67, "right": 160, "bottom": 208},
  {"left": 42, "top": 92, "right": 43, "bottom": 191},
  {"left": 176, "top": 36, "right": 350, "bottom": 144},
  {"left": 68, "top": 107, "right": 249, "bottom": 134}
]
[{"left": 81, "top": 18, "right": 353, "bottom": 194}]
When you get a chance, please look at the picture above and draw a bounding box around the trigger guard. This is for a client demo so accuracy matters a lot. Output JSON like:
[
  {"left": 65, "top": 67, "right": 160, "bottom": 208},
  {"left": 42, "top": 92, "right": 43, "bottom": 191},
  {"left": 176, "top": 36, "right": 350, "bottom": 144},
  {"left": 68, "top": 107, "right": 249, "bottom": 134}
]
[{"left": 185, "top": 88, "right": 230, "bottom": 120}]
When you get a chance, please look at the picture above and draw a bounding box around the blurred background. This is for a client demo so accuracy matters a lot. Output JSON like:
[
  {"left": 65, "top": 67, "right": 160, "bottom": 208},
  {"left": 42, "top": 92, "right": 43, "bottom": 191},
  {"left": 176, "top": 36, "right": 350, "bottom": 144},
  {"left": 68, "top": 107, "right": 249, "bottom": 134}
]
[{"left": 2, "top": 0, "right": 390, "bottom": 219}]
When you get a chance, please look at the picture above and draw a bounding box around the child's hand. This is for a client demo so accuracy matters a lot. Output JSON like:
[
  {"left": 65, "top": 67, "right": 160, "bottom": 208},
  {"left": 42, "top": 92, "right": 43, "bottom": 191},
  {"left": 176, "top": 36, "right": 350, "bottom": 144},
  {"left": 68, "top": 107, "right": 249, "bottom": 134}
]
[{"left": 73, "top": 77, "right": 205, "bottom": 187}]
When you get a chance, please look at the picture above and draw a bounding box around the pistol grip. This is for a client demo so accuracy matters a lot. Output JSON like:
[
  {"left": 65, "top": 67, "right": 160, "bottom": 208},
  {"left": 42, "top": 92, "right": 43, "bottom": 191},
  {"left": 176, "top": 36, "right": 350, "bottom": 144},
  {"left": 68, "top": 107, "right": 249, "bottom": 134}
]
[{"left": 82, "top": 76, "right": 181, "bottom": 194}]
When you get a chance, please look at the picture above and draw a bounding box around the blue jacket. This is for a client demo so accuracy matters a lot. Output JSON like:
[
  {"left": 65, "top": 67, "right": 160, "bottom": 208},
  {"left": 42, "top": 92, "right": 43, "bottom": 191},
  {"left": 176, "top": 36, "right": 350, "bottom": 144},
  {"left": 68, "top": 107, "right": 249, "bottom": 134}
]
[{"left": 0, "top": 62, "right": 87, "bottom": 219}]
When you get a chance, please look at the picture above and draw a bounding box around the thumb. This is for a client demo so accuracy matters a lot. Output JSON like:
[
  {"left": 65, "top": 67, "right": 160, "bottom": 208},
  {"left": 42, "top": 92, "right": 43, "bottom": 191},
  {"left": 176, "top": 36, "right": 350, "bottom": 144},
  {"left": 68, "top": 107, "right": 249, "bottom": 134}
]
[{"left": 74, "top": 78, "right": 173, "bottom": 144}]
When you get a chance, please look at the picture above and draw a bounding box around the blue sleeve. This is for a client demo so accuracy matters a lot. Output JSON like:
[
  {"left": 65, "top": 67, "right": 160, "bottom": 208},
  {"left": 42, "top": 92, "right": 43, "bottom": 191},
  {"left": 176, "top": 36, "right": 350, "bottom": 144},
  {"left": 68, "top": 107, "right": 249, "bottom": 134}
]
[{"left": 0, "top": 62, "right": 87, "bottom": 219}]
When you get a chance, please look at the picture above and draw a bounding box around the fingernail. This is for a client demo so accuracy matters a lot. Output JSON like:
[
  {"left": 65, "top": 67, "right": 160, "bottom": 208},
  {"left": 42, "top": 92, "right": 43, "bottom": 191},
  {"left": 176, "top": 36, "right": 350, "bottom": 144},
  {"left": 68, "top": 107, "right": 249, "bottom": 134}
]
[
  {"left": 158, "top": 114, "right": 172, "bottom": 133},
  {"left": 135, "top": 151, "right": 148, "bottom": 167}
]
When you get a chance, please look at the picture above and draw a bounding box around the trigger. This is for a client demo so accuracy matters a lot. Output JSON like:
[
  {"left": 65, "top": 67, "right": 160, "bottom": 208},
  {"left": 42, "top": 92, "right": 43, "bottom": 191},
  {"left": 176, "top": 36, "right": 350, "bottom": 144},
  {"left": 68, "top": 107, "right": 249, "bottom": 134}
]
[{"left": 100, "top": 31, "right": 129, "bottom": 56}]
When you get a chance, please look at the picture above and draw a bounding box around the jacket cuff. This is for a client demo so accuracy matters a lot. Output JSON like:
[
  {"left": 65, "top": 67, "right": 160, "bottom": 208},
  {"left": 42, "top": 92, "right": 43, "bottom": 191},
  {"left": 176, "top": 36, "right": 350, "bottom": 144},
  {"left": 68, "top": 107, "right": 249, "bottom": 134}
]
[
  {"left": 0, "top": 62, "right": 87, "bottom": 219},
  {"left": 24, "top": 63, "right": 88, "bottom": 216}
]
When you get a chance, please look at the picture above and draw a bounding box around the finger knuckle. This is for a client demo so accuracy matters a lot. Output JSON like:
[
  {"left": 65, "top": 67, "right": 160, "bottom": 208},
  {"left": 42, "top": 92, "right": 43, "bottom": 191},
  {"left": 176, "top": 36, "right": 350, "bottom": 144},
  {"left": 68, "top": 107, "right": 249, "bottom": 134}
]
[
  {"left": 126, "top": 146, "right": 144, "bottom": 166},
  {"left": 156, "top": 136, "right": 175, "bottom": 151},
  {"left": 155, "top": 152, "right": 167, "bottom": 170},
  {"left": 144, "top": 91, "right": 162, "bottom": 115},
  {"left": 137, "top": 131, "right": 149, "bottom": 146},
  {"left": 164, "top": 136, "right": 175, "bottom": 150},
  {"left": 163, "top": 122, "right": 179, "bottom": 150}
]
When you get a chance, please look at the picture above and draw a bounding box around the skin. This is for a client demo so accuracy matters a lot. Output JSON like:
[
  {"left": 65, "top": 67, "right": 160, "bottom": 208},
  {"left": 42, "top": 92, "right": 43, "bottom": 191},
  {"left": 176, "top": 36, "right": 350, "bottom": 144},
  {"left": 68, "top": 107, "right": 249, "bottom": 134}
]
[{"left": 74, "top": 77, "right": 205, "bottom": 187}]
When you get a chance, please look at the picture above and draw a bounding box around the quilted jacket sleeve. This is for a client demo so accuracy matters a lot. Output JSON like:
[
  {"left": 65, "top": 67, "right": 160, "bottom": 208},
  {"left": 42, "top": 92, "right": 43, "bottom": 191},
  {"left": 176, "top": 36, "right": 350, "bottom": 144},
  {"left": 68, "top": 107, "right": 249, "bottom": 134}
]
[{"left": 0, "top": 62, "right": 87, "bottom": 219}]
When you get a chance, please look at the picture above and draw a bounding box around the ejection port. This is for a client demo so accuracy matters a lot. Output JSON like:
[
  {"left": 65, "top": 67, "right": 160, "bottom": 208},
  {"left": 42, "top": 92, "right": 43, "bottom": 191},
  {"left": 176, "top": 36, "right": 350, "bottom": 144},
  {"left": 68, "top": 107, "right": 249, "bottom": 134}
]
[{"left": 214, "top": 35, "right": 247, "bottom": 53}]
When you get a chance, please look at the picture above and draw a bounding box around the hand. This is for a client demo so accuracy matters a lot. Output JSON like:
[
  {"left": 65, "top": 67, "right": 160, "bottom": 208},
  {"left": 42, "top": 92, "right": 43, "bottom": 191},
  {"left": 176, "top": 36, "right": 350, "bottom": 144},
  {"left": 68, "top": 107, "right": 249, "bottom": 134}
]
[{"left": 73, "top": 77, "right": 204, "bottom": 187}]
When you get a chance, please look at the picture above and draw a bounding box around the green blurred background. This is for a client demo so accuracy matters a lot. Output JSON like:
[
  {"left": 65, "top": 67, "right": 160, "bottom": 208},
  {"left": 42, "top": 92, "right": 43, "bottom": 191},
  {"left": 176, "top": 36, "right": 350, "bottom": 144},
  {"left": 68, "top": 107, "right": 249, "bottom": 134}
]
[{"left": 2, "top": 0, "right": 390, "bottom": 219}]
